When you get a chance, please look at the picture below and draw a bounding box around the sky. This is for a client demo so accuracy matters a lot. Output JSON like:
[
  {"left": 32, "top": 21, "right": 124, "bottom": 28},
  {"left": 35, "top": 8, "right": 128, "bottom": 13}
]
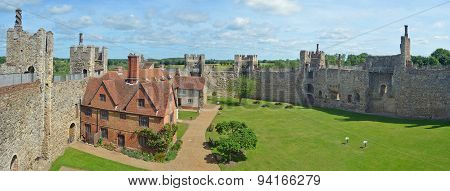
[{"left": 0, "top": 0, "right": 448, "bottom": 59}]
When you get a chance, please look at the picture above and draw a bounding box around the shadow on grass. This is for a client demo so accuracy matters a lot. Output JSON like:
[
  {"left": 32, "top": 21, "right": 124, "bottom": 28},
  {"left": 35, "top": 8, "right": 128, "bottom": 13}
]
[{"left": 313, "top": 107, "right": 450, "bottom": 130}]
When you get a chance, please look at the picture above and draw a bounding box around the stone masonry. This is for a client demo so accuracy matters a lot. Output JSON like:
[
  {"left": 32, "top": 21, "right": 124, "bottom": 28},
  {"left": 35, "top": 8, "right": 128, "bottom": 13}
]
[
  {"left": 69, "top": 33, "right": 108, "bottom": 76},
  {"left": 0, "top": 9, "right": 88, "bottom": 170},
  {"left": 196, "top": 25, "right": 449, "bottom": 119}
]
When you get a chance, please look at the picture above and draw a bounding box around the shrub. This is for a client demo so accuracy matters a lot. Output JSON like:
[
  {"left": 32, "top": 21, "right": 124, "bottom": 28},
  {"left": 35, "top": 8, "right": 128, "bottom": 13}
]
[
  {"left": 97, "top": 137, "right": 103, "bottom": 145},
  {"left": 212, "top": 91, "right": 217, "bottom": 96},
  {"left": 219, "top": 105, "right": 223, "bottom": 110},
  {"left": 213, "top": 121, "right": 257, "bottom": 163},
  {"left": 261, "top": 104, "right": 269, "bottom": 108},
  {"left": 275, "top": 102, "right": 283, "bottom": 105},
  {"left": 207, "top": 124, "right": 214, "bottom": 132},
  {"left": 102, "top": 143, "right": 116, "bottom": 151},
  {"left": 138, "top": 124, "right": 178, "bottom": 153},
  {"left": 121, "top": 148, "right": 154, "bottom": 161},
  {"left": 253, "top": 100, "right": 261, "bottom": 104},
  {"left": 155, "top": 153, "right": 166, "bottom": 162},
  {"left": 285, "top": 105, "right": 294, "bottom": 109}
]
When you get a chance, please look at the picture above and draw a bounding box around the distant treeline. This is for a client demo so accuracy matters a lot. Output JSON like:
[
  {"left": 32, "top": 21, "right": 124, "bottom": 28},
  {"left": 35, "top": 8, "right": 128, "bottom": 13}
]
[
  {"left": 325, "top": 48, "right": 449, "bottom": 67},
  {"left": 3, "top": 48, "right": 449, "bottom": 75}
]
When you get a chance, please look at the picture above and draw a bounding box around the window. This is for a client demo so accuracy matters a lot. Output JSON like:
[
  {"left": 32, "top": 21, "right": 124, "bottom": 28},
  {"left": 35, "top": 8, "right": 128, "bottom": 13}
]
[
  {"left": 318, "top": 91, "right": 323, "bottom": 98},
  {"left": 347, "top": 95, "right": 352, "bottom": 103},
  {"left": 100, "top": 94, "right": 106, "bottom": 102},
  {"left": 355, "top": 93, "right": 361, "bottom": 102},
  {"left": 138, "top": 99, "right": 145, "bottom": 107},
  {"left": 188, "top": 99, "right": 193, "bottom": 104},
  {"left": 139, "top": 116, "right": 149, "bottom": 127},
  {"left": 138, "top": 136, "right": 147, "bottom": 147},
  {"left": 308, "top": 71, "right": 314, "bottom": 79},
  {"left": 101, "top": 128, "right": 108, "bottom": 139},
  {"left": 306, "top": 84, "right": 314, "bottom": 93},
  {"left": 85, "top": 108, "right": 92, "bottom": 116},
  {"left": 380, "top": 85, "right": 387, "bottom": 96},
  {"left": 120, "top": 113, "right": 126, "bottom": 119},
  {"left": 100, "top": 110, "right": 108, "bottom": 120}
]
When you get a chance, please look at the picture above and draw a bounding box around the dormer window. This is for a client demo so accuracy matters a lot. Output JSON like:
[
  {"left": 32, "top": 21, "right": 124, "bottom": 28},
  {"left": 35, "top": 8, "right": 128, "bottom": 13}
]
[
  {"left": 138, "top": 99, "right": 145, "bottom": 107},
  {"left": 100, "top": 94, "right": 106, "bottom": 102}
]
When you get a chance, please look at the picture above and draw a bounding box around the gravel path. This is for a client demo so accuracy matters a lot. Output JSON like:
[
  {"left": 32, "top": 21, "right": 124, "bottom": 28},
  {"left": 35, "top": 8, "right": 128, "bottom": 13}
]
[{"left": 70, "top": 104, "right": 220, "bottom": 171}]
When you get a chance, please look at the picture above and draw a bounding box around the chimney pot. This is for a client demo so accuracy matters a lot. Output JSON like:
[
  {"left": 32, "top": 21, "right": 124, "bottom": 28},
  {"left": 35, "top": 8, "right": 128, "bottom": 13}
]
[{"left": 404, "top": 25, "right": 408, "bottom": 37}]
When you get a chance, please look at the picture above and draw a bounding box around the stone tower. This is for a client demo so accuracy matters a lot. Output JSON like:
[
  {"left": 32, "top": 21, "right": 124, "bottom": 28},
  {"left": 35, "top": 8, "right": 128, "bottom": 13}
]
[
  {"left": 234, "top": 54, "right": 258, "bottom": 75},
  {"left": 0, "top": 9, "right": 54, "bottom": 77},
  {"left": 184, "top": 54, "right": 205, "bottom": 77},
  {"left": 69, "top": 33, "right": 108, "bottom": 76},
  {"left": 300, "top": 44, "right": 325, "bottom": 70},
  {"left": 400, "top": 25, "right": 412, "bottom": 67}
]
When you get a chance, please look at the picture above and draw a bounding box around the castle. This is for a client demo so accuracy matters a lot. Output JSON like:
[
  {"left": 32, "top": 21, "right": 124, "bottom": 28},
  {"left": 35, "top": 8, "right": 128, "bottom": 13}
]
[
  {"left": 198, "top": 26, "right": 449, "bottom": 119},
  {"left": 0, "top": 9, "right": 449, "bottom": 171}
]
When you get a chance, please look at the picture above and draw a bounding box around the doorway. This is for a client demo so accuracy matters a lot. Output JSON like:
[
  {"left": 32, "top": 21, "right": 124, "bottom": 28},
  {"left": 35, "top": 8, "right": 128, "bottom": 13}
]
[{"left": 118, "top": 134, "right": 125, "bottom": 148}]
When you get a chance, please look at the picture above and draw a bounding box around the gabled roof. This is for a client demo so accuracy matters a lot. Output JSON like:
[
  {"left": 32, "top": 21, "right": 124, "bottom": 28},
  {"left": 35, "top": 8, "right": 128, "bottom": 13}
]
[
  {"left": 174, "top": 76, "right": 206, "bottom": 91},
  {"left": 82, "top": 71, "right": 175, "bottom": 117}
]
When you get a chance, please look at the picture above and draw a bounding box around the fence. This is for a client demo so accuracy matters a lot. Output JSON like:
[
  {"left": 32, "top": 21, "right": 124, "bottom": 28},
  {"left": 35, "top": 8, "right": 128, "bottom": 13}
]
[
  {"left": 0, "top": 73, "right": 37, "bottom": 87},
  {"left": 0, "top": 71, "right": 105, "bottom": 88}
]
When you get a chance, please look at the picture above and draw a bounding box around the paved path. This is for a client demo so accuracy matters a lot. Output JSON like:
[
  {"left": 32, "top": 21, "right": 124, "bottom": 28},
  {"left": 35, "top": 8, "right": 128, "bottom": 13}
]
[{"left": 70, "top": 104, "right": 220, "bottom": 171}]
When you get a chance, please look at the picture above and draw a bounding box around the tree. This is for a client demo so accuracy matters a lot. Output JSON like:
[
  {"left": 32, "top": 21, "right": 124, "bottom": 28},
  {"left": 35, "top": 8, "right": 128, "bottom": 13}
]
[
  {"left": 214, "top": 121, "right": 257, "bottom": 162},
  {"left": 431, "top": 48, "right": 450, "bottom": 66},
  {"left": 138, "top": 124, "right": 178, "bottom": 153},
  {"left": 345, "top": 53, "right": 368, "bottom": 66},
  {"left": 232, "top": 76, "right": 256, "bottom": 104}
]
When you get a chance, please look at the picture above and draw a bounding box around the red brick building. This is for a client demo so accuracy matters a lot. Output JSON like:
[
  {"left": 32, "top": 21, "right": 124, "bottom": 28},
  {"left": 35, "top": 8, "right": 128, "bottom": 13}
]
[{"left": 80, "top": 54, "right": 177, "bottom": 150}]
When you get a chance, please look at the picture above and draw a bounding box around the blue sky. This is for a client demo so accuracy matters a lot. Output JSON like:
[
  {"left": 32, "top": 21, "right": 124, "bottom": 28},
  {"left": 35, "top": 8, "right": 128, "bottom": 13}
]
[{"left": 0, "top": 0, "right": 448, "bottom": 59}]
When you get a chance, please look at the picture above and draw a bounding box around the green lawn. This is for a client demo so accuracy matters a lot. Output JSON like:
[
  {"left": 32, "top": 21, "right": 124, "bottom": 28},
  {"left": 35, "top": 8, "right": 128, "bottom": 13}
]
[
  {"left": 179, "top": 110, "right": 200, "bottom": 120},
  {"left": 177, "top": 123, "right": 189, "bottom": 139},
  {"left": 207, "top": 98, "right": 450, "bottom": 171},
  {"left": 50, "top": 148, "right": 145, "bottom": 171}
]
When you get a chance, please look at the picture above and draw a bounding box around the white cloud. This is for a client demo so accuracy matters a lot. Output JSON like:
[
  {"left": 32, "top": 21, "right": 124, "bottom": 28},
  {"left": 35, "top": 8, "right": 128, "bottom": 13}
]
[
  {"left": 228, "top": 17, "right": 251, "bottom": 30},
  {"left": 0, "top": 0, "right": 40, "bottom": 11},
  {"left": 433, "top": 35, "right": 449, "bottom": 40},
  {"left": 48, "top": 4, "right": 72, "bottom": 14},
  {"left": 238, "top": 0, "right": 300, "bottom": 15},
  {"left": 103, "top": 14, "right": 142, "bottom": 30},
  {"left": 319, "top": 28, "right": 352, "bottom": 41},
  {"left": 432, "top": 21, "right": 446, "bottom": 28},
  {"left": 175, "top": 12, "right": 208, "bottom": 25},
  {"left": 258, "top": 38, "right": 279, "bottom": 43}
]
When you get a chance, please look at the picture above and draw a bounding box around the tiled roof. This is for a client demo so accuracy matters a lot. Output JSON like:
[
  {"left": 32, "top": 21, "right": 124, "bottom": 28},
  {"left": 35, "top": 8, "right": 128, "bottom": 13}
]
[
  {"left": 174, "top": 76, "right": 206, "bottom": 91},
  {"left": 82, "top": 71, "right": 174, "bottom": 117}
]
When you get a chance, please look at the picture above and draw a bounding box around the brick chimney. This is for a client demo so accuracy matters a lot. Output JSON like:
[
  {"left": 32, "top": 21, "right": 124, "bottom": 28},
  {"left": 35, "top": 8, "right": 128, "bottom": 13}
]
[{"left": 127, "top": 53, "right": 139, "bottom": 83}]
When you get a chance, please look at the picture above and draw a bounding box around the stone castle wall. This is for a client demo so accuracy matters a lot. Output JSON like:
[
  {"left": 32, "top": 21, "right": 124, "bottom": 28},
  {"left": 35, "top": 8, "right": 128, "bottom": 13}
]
[
  {"left": 394, "top": 68, "right": 450, "bottom": 119},
  {"left": 0, "top": 82, "right": 45, "bottom": 170},
  {"left": 47, "top": 80, "right": 87, "bottom": 161}
]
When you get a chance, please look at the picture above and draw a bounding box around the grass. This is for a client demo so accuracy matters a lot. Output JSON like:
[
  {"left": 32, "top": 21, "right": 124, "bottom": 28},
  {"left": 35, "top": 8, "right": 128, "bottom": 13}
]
[
  {"left": 207, "top": 97, "right": 450, "bottom": 171},
  {"left": 177, "top": 123, "right": 189, "bottom": 139},
  {"left": 179, "top": 110, "right": 200, "bottom": 120},
  {"left": 50, "top": 148, "right": 145, "bottom": 171}
]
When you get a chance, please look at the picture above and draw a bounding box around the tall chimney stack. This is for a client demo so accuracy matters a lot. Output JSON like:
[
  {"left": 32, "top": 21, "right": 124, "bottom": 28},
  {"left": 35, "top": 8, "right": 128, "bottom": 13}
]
[
  {"left": 127, "top": 53, "right": 139, "bottom": 83},
  {"left": 316, "top": 44, "right": 319, "bottom": 53},
  {"left": 15, "top": 9, "right": 22, "bottom": 30},
  {"left": 79, "top": 33, "right": 84, "bottom": 45},
  {"left": 404, "top": 25, "right": 408, "bottom": 37}
]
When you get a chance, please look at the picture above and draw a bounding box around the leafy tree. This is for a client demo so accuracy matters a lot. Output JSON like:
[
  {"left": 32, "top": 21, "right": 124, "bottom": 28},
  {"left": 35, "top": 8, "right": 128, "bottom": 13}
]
[
  {"left": 53, "top": 58, "right": 70, "bottom": 76},
  {"left": 0, "top": 56, "right": 5, "bottom": 64},
  {"left": 232, "top": 76, "right": 256, "bottom": 104},
  {"left": 431, "top": 48, "right": 449, "bottom": 66},
  {"left": 214, "top": 121, "right": 257, "bottom": 162},
  {"left": 344, "top": 53, "right": 368, "bottom": 66},
  {"left": 138, "top": 124, "right": 178, "bottom": 153},
  {"left": 215, "top": 121, "right": 248, "bottom": 135}
]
